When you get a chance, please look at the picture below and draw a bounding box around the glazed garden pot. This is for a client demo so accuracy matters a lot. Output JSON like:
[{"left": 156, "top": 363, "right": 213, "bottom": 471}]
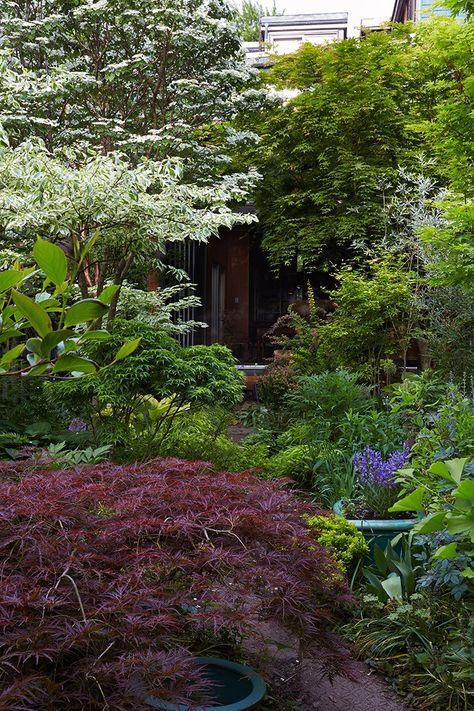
[
  {"left": 145, "top": 657, "right": 266, "bottom": 711},
  {"left": 333, "top": 500, "right": 415, "bottom": 557}
]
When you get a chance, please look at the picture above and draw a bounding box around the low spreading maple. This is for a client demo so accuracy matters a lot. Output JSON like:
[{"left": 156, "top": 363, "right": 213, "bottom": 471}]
[{"left": 0, "top": 458, "right": 352, "bottom": 710}]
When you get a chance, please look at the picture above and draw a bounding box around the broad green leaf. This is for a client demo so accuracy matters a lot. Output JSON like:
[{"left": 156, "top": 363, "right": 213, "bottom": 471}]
[
  {"left": 41, "top": 330, "right": 75, "bottom": 356},
  {"left": 114, "top": 337, "right": 141, "bottom": 362},
  {"left": 33, "top": 237, "right": 68, "bottom": 286},
  {"left": 381, "top": 574, "right": 403, "bottom": 602},
  {"left": 460, "top": 567, "right": 474, "bottom": 578},
  {"left": 0, "top": 270, "right": 24, "bottom": 293},
  {"left": 26, "top": 363, "right": 52, "bottom": 376},
  {"left": 79, "top": 229, "right": 100, "bottom": 263},
  {"left": 52, "top": 355, "right": 97, "bottom": 374},
  {"left": 78, "top": 330, "right": 112, "bottom": 342},
  {"left": 0, "top": 343, "right": 25, "bottom": 367},
  {"left": 12, "top": 290, "right": 52, "bottom": 337},
  {"left": 445, "top": 458, "right": 468, "bottom": 484},
  {"left": 98, "top": 284, "right": 120, "bottom": 304},
  {"left": 447, "top": 513, "right": 474, "bottom": 536},
  {"left": 454, "top": 479, "right": 474, "bottom": 502},
  {"left": 64, "top": 299, "right": 108, "bottom": 327},
  {"left": 433, "top": 542, "right": 458, "bottom": 559},
  {"left": 389, "top": 487, "right": 425, "bottom": 513},
  {"left": 26, "top": 337, "right": 43, "bottom": 354},
  {"left": 414, "top": 511, "right": 446, "bottom": 534}
]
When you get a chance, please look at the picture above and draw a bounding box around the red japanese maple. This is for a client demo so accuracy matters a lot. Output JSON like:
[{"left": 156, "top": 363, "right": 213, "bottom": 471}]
[{"left": 0, "top": 458, "right": 352, "bottom": 710}]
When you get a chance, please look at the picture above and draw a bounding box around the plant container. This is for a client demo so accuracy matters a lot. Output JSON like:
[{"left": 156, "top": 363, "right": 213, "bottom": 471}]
[
  {"left": 333, "top": 500, "right": 415, "bottom": 557},
  {"left": 145, "top": 656, "right": 266, "bottom": 711}
]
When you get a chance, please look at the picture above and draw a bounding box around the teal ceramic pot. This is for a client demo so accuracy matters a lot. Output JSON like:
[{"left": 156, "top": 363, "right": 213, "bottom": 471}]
[
  {"left": 333, "top": 500, "right": 415, "bottom": 556},
  {"left": 145, "top": 657, "right": 266, "bottom": 711}
]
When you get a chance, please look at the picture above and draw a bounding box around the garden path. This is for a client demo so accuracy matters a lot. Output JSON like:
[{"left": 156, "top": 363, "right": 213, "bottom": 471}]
[{"left": 247, "top": 622, "right": 413, "bottom": 711}]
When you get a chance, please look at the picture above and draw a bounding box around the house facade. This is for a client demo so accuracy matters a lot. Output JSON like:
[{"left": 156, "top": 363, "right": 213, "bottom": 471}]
[{"left": 392, "top": 0, "right": 454, "bottom": 22}]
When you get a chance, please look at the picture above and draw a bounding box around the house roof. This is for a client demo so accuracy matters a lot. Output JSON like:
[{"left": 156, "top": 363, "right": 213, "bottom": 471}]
[{"left": 260, "top": 13, "right": 348, "bottom": 26}]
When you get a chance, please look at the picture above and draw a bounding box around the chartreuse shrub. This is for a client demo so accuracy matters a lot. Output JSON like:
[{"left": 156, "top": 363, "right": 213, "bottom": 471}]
[
  {"left": 307, "top": 515, "right": 368, "bottom": 573},
  {"left": 45, "top": 320, "right": 244, "bottom": 455},
  {"left": 0, "top": 459, "right": 352, "bottom": 709}
]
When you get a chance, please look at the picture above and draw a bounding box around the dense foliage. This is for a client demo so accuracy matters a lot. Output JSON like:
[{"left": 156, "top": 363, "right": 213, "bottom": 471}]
[{"left": 0, "top": 459, "right": 352, "bottom": 710}]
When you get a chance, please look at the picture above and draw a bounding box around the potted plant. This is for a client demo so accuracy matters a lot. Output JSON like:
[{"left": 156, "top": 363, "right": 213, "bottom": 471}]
[
  {"left": 334, "top": 444, "right": 415, "bottom": 555},
  {"left": 145, "top": 657, "right": 266, "bottom": 711}
]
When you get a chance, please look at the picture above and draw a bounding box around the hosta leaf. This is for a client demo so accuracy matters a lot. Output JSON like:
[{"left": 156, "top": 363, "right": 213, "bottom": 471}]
[
  {"left": 52, "top": 355, "right": 97, "bottom": 374},
  {"left": 114, "top": 337, "right": 141, "bottom": 362},
  {"left": 64, "top": 299, "right": 108, "bottom": 326},
  {"left": 12, "top": 291, "right": 52, "bottom": 337},
  {"left": 389, "top": 487, "right": 425, "bottom": 513},
  {"left": 33, "top": 236, "right": 68, "bottom": 286}
]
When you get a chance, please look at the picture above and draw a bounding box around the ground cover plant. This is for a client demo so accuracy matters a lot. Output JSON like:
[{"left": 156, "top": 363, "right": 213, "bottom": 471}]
[{"left": 0, "top": 458, "right": 353, "bottom": 710}]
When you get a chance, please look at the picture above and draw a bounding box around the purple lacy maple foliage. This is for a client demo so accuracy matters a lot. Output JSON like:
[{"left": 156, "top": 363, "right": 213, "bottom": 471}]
[{"left": 0, "top": 458, "right": 353, "bottom": 710}]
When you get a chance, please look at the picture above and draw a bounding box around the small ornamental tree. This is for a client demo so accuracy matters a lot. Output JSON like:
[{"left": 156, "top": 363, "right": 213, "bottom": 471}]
[{"left": 0, "top": 459, "right": 352, "bottom": 709}]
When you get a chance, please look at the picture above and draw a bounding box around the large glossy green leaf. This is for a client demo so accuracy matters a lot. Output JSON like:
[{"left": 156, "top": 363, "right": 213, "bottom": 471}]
[
  {"left": 447, "top": 513, "right": 474, "bottom": 537},
  {"left": 454, "top": 479, "right": 474, "bottom": 502},
  {"left": 52, "top": 354, "right": 97, "bottom": 374},
  {"left": 98, "top": 284, "right": 120, "bottom": 304},
  {"left": 414, "top": 511, "right": 446, "bottom": 534},
  {"left": 0, "top": 343, "right": 25, "bottom": 367},
  {"left": 433, "top": 542, "right": 458, "bottom": 559},
  {"left": 12, "top": 290, "right": 52, "bottom": 337},
  {"left": 114, "top": 337, "right": 141, "bottom": 362},
  {"left": 64, "top": 299, "right": 108, "bottom": 327},
  {"left": 381, "top": 573, "right": 403, "bottom": 602},
  {"left": 78, "top": 330, "right": 112, "bottom": 342},
  {"left": 445, "top": 458, "right": 468, "bottom": 484},
  {"left": 389, "top": 487, "right": 425, "bottom": 513},
  {"left": 33, "top": 236, "right": 68, "bottom": 286},
  {"left": 0, "top": 270, "right": 24, "bottom": 293},
  {"left": 41, "top": 330, "right": 75, "bottom": 356}
]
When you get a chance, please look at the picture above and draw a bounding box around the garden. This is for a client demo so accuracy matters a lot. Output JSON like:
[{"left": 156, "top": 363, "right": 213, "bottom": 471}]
[{"left": 0, "top": 0, "right": 473, "bottom": 710}]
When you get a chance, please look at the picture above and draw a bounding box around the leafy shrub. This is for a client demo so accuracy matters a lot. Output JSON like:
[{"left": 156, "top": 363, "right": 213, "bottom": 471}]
[
  {"left": 390, "top": 456, "right": 474, "bottom": 588},
  {"left": 307, "top": 515, "right": 368, "bottom": 573},
  {"left": 258, "top": 360, "right": 298, "bottom": 429},
  {"left": 0, "top": 459, "right": 352, "bottom": 709},
  {"left": 345, "top": 592, "right": 474, "bottom": 711},
  {"left": 286, "top": 371, "right": 370, "bottom": 437},
  {"left": 121, "top": 408, "right": 270, "bottom": 472},
  {"left": 45, "top": 320, "right": 244, "bottom": 447},
  {"left": 337, "top": 408, "right": 406, "bottom": 458},
  {"left": 265, "top": 444, "right": 312, "bottom": 483}
]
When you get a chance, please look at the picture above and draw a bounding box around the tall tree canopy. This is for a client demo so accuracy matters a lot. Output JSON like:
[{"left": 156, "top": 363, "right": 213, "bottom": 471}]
[
  {"left": 238, "top": 21, "right": 466, "bottom": 271},
  {"left": 0, "top": 0, "right": 261, "bottom": 178}
]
